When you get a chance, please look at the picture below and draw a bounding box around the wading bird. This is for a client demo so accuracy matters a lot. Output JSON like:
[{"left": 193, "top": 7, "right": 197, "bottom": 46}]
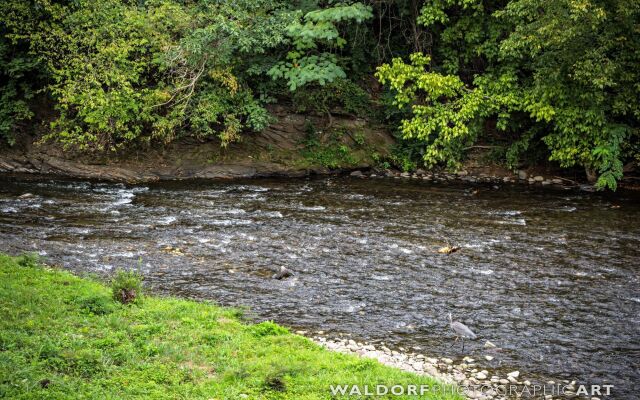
[{"left": 448, "top": 313, "right": 477, "bottom": 352}]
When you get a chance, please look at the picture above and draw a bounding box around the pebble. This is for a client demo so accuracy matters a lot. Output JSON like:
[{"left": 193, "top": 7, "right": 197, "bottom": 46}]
[
  {"left": 350, "top": 170, "right": 364, "bottom": 177},
  {"left": 518, "top": 170, "right": 528, "bottom": 179},
  {"left": 507, "top": 370, "right": 520, "bottom": 378},
  {"left": 484, "top": 341, "right": 497, "bottom": 348},
  {"left": 534, "top": 175, "right": 544, "bottom": 182},
  {"left": 307, "top": 335, "right": 576, "bottom": 400}
]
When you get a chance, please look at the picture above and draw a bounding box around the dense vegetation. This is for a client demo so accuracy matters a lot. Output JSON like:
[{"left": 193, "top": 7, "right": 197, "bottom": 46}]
[
  {"left": 1, "top": 0, "right": 638, "bottom": 189},
  {"left": 0, "top": 253, "right": 461, "bottom": 399}
]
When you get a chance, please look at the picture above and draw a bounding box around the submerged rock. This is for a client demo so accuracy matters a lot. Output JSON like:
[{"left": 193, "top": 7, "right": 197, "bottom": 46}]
[
  {"left": 272, "top": 266, "right": 294, "bottom": 280},
  {"left": 437, "top": 246, "right": 460, "bottom": 254}
]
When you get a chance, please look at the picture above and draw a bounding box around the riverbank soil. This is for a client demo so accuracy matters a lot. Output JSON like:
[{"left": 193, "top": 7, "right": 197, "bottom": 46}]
[{"left": 0, "top": 106, "right": 394, "bottom": 183}]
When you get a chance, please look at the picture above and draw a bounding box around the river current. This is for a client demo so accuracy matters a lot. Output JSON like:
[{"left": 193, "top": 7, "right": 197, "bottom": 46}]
[{"left": 1, "top": 176, "right": 638, "bottom": 398}]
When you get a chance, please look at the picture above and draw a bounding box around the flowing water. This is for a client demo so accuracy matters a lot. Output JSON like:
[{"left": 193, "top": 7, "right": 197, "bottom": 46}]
[{"left": 1, "top": 176, "right": 639, "bottom": 398}]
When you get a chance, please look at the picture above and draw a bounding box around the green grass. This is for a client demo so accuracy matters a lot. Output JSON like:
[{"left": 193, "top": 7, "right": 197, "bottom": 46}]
[{"left": 0, "top": 253, "right": 463, "bottom": 399}]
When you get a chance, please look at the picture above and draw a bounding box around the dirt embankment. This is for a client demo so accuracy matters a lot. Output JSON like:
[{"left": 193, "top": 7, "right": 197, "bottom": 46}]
[{"left": 0, "top": 106, "right": 395, "bottom": 183}]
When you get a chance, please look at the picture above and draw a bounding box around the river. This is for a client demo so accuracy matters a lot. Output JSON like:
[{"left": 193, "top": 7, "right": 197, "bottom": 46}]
[{"left": 1, "top": 176, "right": 639, "bottom": 398}]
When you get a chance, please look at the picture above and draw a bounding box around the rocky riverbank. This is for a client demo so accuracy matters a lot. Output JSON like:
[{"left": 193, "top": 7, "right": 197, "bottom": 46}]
[
  {"left": 306, "top": 333, "right": 594, "bottom": 400},
  {"left": 350, "top": 168, "right": 586, "bottom": 191}
]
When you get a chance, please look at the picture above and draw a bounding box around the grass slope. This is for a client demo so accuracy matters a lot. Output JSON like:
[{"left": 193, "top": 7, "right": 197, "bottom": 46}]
[{"left": 0, "top": 254, "right": 462, "bottom": 399}]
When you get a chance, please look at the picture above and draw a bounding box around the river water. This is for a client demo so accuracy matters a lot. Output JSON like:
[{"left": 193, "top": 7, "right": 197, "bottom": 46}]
[{"left": 1, "top": 176, "right": 639, "bottom": 398}]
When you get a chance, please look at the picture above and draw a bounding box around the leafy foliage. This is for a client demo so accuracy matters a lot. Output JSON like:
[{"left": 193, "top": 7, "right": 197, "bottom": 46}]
[
  {"left": 110, "top": 268, "right": 143, "bottom": 305},
  {"left": 268, "top": 3, "right": 373, "bottom": 90},
  {"left": 377, "top": 0, "right": 640, "bottom": 189},
  {"left": 301, "top": 123, "right": 357, "bottom": 169},
  {"left": 0, "top": 0, "right": 638, "bottom": 188},
  {"left": 292, "top": 78, "right": 371, "bottom": 118},
  {"left": 0, "top": 0, "right": 295, "bottom": 151}
]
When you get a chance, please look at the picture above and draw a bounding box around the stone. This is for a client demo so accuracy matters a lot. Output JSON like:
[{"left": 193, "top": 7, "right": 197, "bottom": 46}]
[
  {"left": 272, "top": 266, "right": 293, "bottom": 280},
  {"left": 499, "top": 379, "right": 510, "bottom": 385},
  {"left": 350, "top": 170, "right": 364, "bottom": 177},
  {"left": 484, "top": 341, "right": 497, "bottom": 348},
  {"left": 476, "top": 372, "right": 487, "bottom": 380},
  {"left": 552, "top": 178, "right": 563, "bottom": 184},
  {"left": 423, "top": 364, "right": 439, "bottom": 376},
  {"left": 441, "top": 358, "right": 453, "bottom": 364},
  {"left": 542, "top": 180, "right": 551, "bottom": 185},
  {"left": 416, "top": 168, "right": 427, "bottom": 175},
  {"left": 457, "top": 170, "right": 469, "bottom": 176},
  {"left": 466, "top": 390, "right": 482, "bottom": 399},
  {"left": 533, "top": 175, "right": 544, "bottom": 182},
  {"left": 507, "top": 371, "right": 520, "bottom": 378},
  {"left": 411, "top": 361, "right": 424, "bottom": 371},
  {"left": 484, "top": 355, "right": 494, "bottom": 361},
  {"left": 517, "top": 170, "right": 528, "bottom": 180},
  {"left": 400, "top": 172, "right": 410, "bottom": 178}
]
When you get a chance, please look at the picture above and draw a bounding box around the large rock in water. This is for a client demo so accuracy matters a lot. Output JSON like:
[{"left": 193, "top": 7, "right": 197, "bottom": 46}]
[{"left": 272, "top": 266, "right": 293, "bottom": 280}]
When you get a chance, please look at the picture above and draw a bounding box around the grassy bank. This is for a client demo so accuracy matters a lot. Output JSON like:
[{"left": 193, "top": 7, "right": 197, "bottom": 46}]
[{"left": 0, "top": 254, "right": 462, "bottom": 399}]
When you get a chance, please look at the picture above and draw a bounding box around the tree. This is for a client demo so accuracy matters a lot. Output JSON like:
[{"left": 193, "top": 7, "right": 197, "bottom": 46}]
[{"left": 377, "top": 0, "right": 640, "bottom": 189}]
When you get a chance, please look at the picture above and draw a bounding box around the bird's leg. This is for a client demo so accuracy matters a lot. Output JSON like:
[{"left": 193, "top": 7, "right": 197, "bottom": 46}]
[
  {"left": 461, "top": 338, "right": 465, "bottom": 353},
  {"left": 449, "top": 336, "right": 458, "bottom": 348}
]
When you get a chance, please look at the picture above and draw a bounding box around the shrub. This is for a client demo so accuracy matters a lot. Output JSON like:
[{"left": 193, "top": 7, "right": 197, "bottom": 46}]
[
  {"left": 250, "top": 321, "right": 289, "bottom": 337},
  {"left": 17, "top": 252, "right": 39, "bottom": 268},
  {"left": 110, "top": 269, "right": 143, "bottom": 305},
  {"left": 75, "top": 295, "right": 116, "bottom": 315}
]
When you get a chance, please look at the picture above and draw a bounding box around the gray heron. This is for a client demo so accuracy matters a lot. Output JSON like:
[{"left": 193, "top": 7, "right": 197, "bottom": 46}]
[{"left": 448, "top": 313, "right": 477, "bottom": 352}]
